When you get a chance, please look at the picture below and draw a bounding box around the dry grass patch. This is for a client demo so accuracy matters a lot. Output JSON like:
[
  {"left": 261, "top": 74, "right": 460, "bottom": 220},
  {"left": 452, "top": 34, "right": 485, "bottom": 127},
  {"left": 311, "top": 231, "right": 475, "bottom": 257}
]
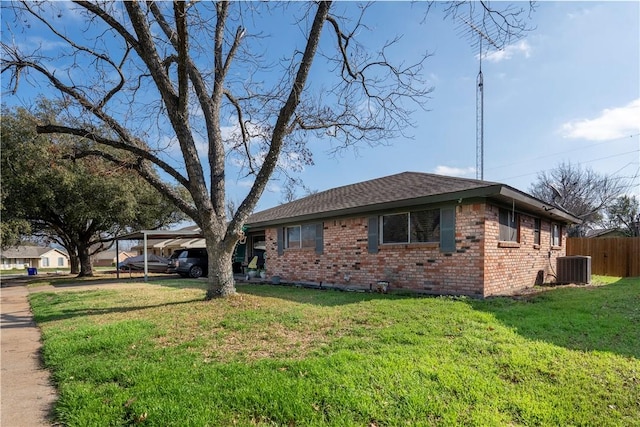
[{"left": 150, "top": 292, "right": 348, "bottom": 362}]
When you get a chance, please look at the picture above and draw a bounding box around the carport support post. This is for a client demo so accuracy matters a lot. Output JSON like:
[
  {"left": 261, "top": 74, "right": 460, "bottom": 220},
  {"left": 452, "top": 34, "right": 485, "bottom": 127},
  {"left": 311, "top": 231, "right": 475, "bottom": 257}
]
[
  {"left": 143, "top": 232, "right": 148, "bottom": 282},
  {"left": 116, "top": 238, "right": 120, "bottom": 280}
]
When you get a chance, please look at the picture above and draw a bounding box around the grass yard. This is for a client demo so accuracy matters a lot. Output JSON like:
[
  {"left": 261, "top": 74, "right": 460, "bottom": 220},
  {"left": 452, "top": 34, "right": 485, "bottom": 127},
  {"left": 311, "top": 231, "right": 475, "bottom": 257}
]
[
  {"left": 30, "top": 276, "right": 640, "bottom": 426},
  {"left": 0, "top": 267, "right": 71, "bottom": 276}
]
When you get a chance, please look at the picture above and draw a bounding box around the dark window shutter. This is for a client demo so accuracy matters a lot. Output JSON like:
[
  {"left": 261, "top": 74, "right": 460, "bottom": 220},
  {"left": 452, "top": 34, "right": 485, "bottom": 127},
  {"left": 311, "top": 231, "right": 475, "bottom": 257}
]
[
  {"left": 368, "top": 216, "right": 379, "bottom": 254},
  {"left": 315, "top": 223, "right": 324, "bottom": 254},
  {"left": 440, "top": 207, "right": 456, "bottom": 253},
  {"left": 277, "top": 227, "right": 284, "bottom": 256}
]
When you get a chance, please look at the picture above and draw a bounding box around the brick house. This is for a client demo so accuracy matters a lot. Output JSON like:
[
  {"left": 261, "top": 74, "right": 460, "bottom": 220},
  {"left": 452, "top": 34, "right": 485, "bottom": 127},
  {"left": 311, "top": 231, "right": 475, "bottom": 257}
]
[{"left": 245, "top": 172, "right": 581, "bottom": 297}]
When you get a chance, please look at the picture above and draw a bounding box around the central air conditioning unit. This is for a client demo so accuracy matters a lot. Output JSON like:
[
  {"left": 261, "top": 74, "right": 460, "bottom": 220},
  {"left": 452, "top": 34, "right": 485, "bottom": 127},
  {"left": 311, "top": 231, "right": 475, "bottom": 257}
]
[{"left": 556, "top": 256, "right": 591, "bottom": 284}]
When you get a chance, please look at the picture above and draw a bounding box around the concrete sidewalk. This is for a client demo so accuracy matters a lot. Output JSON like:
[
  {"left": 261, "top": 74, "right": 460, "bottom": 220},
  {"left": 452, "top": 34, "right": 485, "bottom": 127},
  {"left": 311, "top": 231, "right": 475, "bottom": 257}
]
[{"left": 1, "top": 284, "right": 57, "bottom": 426}]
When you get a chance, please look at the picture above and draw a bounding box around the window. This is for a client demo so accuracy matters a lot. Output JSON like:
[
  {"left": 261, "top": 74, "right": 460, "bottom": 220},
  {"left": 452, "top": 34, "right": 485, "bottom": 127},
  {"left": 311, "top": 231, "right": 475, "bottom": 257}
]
[
  {"left": 381, "top": 209, "right": 440, "bottom": 244},
  {"left": 285, "top": 226, "right": 301, "bottom": 248},
  {"left": 534, "top": 218, "right": 541, "bottom": 245},
  {"left": 551, "top": 223, "right": 562, "bottom": 247},
  {"left": 382, "top": 213, "right": 408, "bottom": 243},
  {"left": 58, "top": 257, "right": 65, "bottom": 267},
  {"left": 499, "top": 208, "right": 519, "bottom": 242},
  {"left": 285, "top": 224, "right": 317, "bottom": 249},
  {"left": 42, "top": 258, "right": 50, "bottom": 267},
  {"left": 301, "top": 224, "right": 316, "bottom": 248},
  {"left": 411, "top": 210, "right": 440, "bottom": 243}
]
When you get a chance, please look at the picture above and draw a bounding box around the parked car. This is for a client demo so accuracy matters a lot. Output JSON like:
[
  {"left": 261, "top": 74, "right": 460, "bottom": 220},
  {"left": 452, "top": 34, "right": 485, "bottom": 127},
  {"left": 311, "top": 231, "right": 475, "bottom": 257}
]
[
  {"left": 166, "top": 249, "right": 186, "bottom": 274},
  {"left": 176, "top": 248, "right": 208, "bottom": 278},
  {"left": 118, "top": 254, "right": 170, "bottom": 273}
]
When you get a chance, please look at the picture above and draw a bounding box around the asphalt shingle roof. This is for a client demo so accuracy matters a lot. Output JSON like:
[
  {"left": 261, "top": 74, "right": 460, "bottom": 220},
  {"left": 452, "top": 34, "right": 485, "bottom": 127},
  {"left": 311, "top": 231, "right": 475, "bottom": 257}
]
[
  {"left": 248, "top": 172, "right": 499, "bottom": 225},
  {"left": 1, "top": 246, "right": 54, "bottom": 259}
]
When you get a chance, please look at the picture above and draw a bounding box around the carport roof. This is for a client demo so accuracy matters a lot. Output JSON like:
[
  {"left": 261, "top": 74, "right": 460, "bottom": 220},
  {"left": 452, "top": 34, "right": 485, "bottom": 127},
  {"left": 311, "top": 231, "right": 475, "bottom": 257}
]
[{"left": 117, "top": 229, "right": 203, "bottom": 241}]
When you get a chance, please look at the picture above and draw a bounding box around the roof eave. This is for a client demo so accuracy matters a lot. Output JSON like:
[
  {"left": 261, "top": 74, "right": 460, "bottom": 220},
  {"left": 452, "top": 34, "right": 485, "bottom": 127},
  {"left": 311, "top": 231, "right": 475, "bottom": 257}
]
[
  {"left": 495, "top": 187, "right": 582, "bottom": 225},
  {"left": 247, "top": 185, "right": 502, "bottom": 228},
  {"left": 246, "top": 184, "right": 582, "bottom": 228}
]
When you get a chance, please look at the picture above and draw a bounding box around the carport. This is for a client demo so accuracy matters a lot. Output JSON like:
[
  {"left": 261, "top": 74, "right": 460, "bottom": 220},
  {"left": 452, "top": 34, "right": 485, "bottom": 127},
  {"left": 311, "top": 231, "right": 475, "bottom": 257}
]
[{"left": 116, "top": 229, "right": 203, "bottom": 281}]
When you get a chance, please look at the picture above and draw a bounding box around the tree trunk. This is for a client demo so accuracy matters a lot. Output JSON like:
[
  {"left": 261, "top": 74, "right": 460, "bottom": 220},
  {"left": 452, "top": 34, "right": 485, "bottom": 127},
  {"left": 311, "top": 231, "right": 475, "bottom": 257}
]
[
  {"left": 69, "top": 255, "right": 80, "bottom": 275},
  {"left": 204, "top": 239, "right": 237, "bottom": 299},
  {"left": 76, "top": 243, "right": 94, "bottom": 277},
  {"left": 63, "top": 245, "right": 80, "bottom": 275}
]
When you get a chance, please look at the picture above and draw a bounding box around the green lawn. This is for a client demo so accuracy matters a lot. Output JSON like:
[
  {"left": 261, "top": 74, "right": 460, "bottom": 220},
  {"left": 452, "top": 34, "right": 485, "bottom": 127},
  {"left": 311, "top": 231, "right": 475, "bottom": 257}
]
[
  {"left": 0, "top": 267, "right": 71, "bottom": 276},
  {"left": 30, "top": 276, "right": 640, "bottom": 426}
]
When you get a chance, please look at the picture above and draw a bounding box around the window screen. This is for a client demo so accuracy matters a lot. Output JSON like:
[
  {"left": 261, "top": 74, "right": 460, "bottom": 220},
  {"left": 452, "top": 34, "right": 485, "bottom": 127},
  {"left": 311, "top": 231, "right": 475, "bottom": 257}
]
[
  {"left": 499, "top": 208, "right": 519, "bottom": 242},
  {"left": 410, "top": 209, "right": 440, "bottom": 243},
  {"left": 534, "top": 218, "right": 541, "bottom": 245},
  {"left": 301, "top": 224, "right": 316, "bottom": 248},
  {"left": 552, "top": 224, "right": 561, "bottom": 246},
  {"left": 382, "top": 213, "right": 409, "bottom": 243},
  {"left": 286, "top": 226, "right": 301, "bottom": 248}
]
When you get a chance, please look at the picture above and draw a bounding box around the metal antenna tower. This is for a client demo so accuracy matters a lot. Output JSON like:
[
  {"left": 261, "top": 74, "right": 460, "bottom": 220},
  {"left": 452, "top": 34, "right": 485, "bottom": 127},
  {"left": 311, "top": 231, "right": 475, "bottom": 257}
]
[
  {"left": 476, "top": 40, "right": 484, "bottom": 180},
  {"left": 457, "top": 16, "right": 500, "bottom": 181}
]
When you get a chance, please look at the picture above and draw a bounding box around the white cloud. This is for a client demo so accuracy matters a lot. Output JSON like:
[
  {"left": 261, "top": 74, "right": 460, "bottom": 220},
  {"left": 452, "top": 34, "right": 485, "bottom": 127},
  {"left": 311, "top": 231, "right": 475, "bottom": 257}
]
[
  {"left": 567, "top": 7, "right": 592, "bottom": 20},
  {"left": 561, "top": 98, "right": 640, "bottom": 141},
  {"left": 21, "top": 36, "right": 68, "bottom": 53},
  {"left": 433, "top": 166, "right": 476, "bottom": 177},
  {"left": 482, "top": 40, "right": 531, "bottom": 63},
  {"left": 157, "top": 133, "right": 207, "bottom": 160},
  {"left": 237, "top": 180, "right": 254, "bottom": 188},
  {"left": 228, "top": 149, "right": 306, "bottom": 174}
]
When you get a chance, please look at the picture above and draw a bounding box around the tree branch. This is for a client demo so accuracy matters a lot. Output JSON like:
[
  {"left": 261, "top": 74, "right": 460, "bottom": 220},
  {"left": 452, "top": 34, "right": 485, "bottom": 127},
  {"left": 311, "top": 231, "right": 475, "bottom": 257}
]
[
  {"left": 36, "top": 124, "right": 190, "bottom": 189},
  {"left": 229, "top": 1, "right": 332, "bottom": 238},
  {"left": 66, "top": 149, "right": 198, "bottom": 220}
]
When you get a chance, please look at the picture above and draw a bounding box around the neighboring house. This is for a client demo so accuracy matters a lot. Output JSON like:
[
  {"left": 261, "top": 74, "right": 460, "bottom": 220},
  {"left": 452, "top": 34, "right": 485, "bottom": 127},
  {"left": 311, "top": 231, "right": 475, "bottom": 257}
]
[
  {"left": 245, "top": 172, "right": 581, "bottom": 297},
  {"left": 1, "top": 246, "right": 70, "bottom": 270},
  {"left": 584, "top": 228, "right": 626, "bottom": 238},
  {"left": 92, "top": 249, "right": 136, "bottom": 267}
]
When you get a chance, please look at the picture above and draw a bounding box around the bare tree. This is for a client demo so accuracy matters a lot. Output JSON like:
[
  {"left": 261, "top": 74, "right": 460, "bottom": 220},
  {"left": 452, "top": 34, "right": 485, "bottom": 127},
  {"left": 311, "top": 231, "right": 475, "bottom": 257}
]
[
  {"left": 2, "top": 1, "right": 532, "bottom": 298},
  {"left": 529, "top": 162, "right": 627, "bottom": 236},
  {"left": 441, "top": 1, "right": 536, "bottom": 53}
]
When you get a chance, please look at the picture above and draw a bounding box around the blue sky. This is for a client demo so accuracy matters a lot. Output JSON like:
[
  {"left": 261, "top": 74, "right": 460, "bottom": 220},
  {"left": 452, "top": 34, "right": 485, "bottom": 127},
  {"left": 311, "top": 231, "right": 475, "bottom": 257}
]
[
  {"left": 249, "top": 1, "right": 639, "bottom": 211},
  {"left": 2, "top": 1, "right": 639, "bottom": 215}
]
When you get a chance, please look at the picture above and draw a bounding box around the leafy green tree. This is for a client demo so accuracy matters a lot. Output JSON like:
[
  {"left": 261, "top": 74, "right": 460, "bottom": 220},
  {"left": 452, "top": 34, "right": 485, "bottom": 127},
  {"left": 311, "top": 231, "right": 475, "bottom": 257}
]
[
  {"left": 0, "top": 210, "right": 30, "bottom": 250},
  {"left": 603, "top": 195, "right": 640, "bottom": 237},
  {"left": 1, "top": 105, "right": 186, "bottom": 276}
]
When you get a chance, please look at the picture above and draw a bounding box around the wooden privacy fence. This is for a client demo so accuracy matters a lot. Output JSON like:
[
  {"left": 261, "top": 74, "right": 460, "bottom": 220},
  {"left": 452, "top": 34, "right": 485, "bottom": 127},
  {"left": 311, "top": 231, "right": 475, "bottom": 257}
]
[{"left": 566, "top": 237, "right": 640, "bottom": 277}]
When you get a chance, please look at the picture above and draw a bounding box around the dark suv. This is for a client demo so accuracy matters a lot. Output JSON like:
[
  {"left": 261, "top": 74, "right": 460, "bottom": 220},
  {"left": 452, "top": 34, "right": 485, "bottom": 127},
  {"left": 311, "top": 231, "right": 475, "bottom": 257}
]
[
  {"left": 166, "top": 249, "right": 186, "bottom": 274},
  {"left": 176, "top": 248, "right": 208, "bottom": 278}
]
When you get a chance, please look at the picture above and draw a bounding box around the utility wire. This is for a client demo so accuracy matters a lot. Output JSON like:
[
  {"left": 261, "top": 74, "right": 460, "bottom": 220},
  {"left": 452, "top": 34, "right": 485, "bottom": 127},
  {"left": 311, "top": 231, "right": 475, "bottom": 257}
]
[
  {"left": 487, "top": 133, "right": 639, "bottom": 172},
  {"left": 494, "top": 149, "right": 640, "bottom": 182}
]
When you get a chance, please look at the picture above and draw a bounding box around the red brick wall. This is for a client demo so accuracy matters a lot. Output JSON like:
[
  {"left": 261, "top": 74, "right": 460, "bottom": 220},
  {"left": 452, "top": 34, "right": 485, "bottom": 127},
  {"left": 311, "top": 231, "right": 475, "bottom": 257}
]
[
  {"left": 263, "top": 202, "right": 567, "bottom": 297},
  {"left": 483, "top": 205, "right": 566, "bottom": 296}
]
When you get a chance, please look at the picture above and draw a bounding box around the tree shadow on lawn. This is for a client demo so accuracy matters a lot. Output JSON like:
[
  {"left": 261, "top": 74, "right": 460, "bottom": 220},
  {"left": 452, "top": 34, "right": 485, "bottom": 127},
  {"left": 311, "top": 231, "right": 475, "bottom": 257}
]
[
  {"left": 30, "top": 293, "right": 203, "bottom": 324},
  {"left": 240, "top": 283, "right": 414, "bottom": 307},
  {"left": 470, "top": 277, "right": 640, "bottom": 359},
  {"left": 157, "top": 278, "right": 412, "bottom": 307}
]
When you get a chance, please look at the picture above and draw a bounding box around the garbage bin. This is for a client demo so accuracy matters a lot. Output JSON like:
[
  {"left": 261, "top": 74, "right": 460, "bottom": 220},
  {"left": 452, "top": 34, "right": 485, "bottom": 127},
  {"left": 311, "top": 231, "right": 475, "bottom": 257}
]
[{"left": 27, "top": 267, "right": 38, "bottom": 276}]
